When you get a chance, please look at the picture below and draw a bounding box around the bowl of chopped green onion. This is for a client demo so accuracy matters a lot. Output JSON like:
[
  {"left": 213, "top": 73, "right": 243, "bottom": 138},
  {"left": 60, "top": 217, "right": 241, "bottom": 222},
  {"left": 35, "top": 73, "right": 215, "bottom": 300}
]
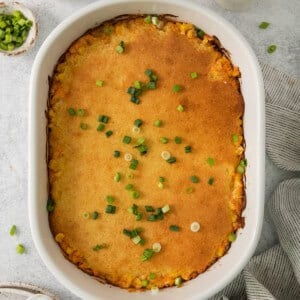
[{"left": 0, "top": 2, "right": 37, "bottom": 55}]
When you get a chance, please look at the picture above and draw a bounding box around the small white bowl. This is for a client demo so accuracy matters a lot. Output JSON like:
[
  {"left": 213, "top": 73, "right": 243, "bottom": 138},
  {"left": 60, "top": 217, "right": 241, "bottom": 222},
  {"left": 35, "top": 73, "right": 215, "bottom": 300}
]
[
  {"left": 29, "top": 0, "right": 265, "bottom": 299},
  {"left": 0, "top": 1, "right": 37, "bottom": 55}
]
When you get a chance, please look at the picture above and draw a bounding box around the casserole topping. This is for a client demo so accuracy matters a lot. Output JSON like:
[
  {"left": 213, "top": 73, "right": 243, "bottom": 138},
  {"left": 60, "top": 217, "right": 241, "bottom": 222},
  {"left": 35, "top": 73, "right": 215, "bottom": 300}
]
[{"left": 48, "top": 16, "right": 245, "bottom": 290}]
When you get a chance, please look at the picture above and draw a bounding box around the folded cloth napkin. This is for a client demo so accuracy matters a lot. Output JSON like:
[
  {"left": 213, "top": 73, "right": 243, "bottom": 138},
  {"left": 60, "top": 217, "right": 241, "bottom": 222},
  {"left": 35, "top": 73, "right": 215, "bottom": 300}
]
[{"left": 211, "top": 65, "right": 300, "bottom": 300}]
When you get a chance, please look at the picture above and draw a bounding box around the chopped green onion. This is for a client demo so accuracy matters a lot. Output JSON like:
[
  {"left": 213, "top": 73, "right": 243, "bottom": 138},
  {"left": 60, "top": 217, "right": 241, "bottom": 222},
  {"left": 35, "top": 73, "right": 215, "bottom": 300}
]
[
  {"left": 130, "top": 190, "right": 140, "bottom": 199},
  {"left": 159, "top": 177, "right": 165, "bottom": 183},
  {"left": 141, "top": 280, "right": 149, "bottom": 287},
  {"left": 123, "top": 229, "right": 132, "bottom": 237},
  {"left": 161, "top": 205, "right": 170, "bottom": 214},
  {"left": 125, "top": 184, "right": 134, "bottom": 191},
  {"left": 175, "top": 277, "right": 182, "bottom": 287},
  {"left": 136, "top": 144, "right": 148, "bottom": 155},
  {"left": 129, "top": 159, "right": 139, "bottom": 170},
  {"left": 186, "top": 187, "right": 194, "bottom": 194},
  {"left": 190, "top": 72, "right": 198, "bottom": 79},
  {"left": 190, "top": 175, "right": 199, "bottom": 183},
  {"left": 161, "top": 151, "right": 171, "bottom": 160},
  {"left": 149, "top": 273, "right": 156, "bottom": 279},
  {"left": 172, "top": 84, "right": 183, "bottom": 93},
  {"left": 105, "top": 130, "right": 113, "bottom": 138},
  {"left": 240, "top": 159, "right": 247, "bottom": 167},
  {"left": 136, "top": 212, "right": 143, "bottom": 221},
  {"left": 123, "top": 136, "right": 132, "bottom": 144},
  {"left": 106, "top": 195, "right": 115, "bottom": 204},
  {"left": 116, "top": 40, "right": 125, "bottom": 53},
  {"left": 124, "top": 153, "right": 133, "bottom": 162},
  {"left": 208, "top": 177, "right": 214, "bottom": 185},
  {"left": 46, "top": 198, "right": 55, "bottom": 212},
  {"left": 145, "top": 69, "right": 152, "bottom": 76},
  {"left": 154, "top": 119, "right": 162, "bottom": 127},
  {"left": 68, "top": 108, "right": 76, "bottom": 116},
  {"left": 150, "top": 74, "right": 158, "bottom": 82},
  {"left": 228, "top": 232, "right": 236, "bottom": 242},
  {"left": 77, "top": 109, "right": 85, "bottom": 116},
  {"left": 96, "top": 80, "right": 104, "bottom": 87},
  {"left": 132, "top": 126, "right": 141, "bottom": 134},
  {"left": 134, "top": 119, "right": 143, "bottom": 127},
  {"left": 128, "top": 203, "right": 138, "bottom": 215},
  {"left": 167, "top": 157, "right": 176, "bottom": 164},
  {"left": 113, "top": 150, "right": 120, "bottom": 158},
  {"left": 267, "top": 45, "right": 277, "bottom": 54},
  {"left": 141, "top": 248, "right": 155, "bottom": 261},
  {"left": 136, "top": 137, "right": 145, "bottom": 145},
  {"left": 105, "top": 205, "right": 116, "bottom": 214},
  {"left": 197, "top": 28, "right": 205, "bottom": 39},
  {"left": 207, "top": 157, "right": 215, "bottom": 166},
  {"left": 184, "top": 146, "right": 191, "bottom": 153},
  {"left": 169, "top": 225, "right": 180, "bottom": 232},
  {"left": 83, "top": 212, "right": 90, "bottom": 219},
  {"left": 114, "top": 172, "right": 121, "bottom": 182},
  {"left": 0, "top": 10, "right": 33, "bottom": 51},
  {"left": 236, "top": 165, "right": 245, "bottom": 174},
  {"left": 259, "top": 21, "right": 270, "bottom": 29},
  {"left": 127, "top": 172, "right": 134, "bottom": 179},
  {"left": 127, "top": 87, "right": 136, "bottom": 95},
  {"left": 103, "top": 25, "right": 113, "bottom": 35},
  {"left": 151, "top": 16, "right": 159, "bottom": 26},
  {"left": 145, "top": 205, "right": 155, "bottom": 212},
  {"left": 190, "top": 222, "right": 201, "bottom": 232},
  {"left": 80, "top": 123, "right": 88, "bottom": 130},
  {"left": 91, "top": 211, "right": 99, "bottom": 220},
  {"left": 158, "top": 182, "right": 164, "bottom": 189},
  {"left": 134, "top": 81, "right": 142, "bottom": 89},
  {"left": 132, "top": 235, "right": 142, "bottom": 244},
  {"left": 147, "top": 81, "right": 156, "bottom": 89},
  {"left": 148, "top": 214, "right": 156, "bottom": 221},
  {"left": 174, "top": 136, "right": 182, "bottom": 144},
  {"left": 9, "top": 225, "right": 16, "bottom": 236},
  {"left": 98, "top": 115, "right": 109, "bottom": 123},
  {"left": 160, "top": 137, "right": 168, "bottom": 144},
  {"left": 232, "top": 134, "right": 239, "bottom": 143},
  {"left": 130, "top": 96, "right": 140, "bottom": 105},
  {"left": 16, "top": 244, "right": 25, "bottom": 254},
  {"left": 97, "top": 123, "right": 105, "bottom": 132},
  {"left": 144, "top": 15, "right": 152, "bottom": 24},
  {"left": 93, "top": 243, "right": 108, "bottom": 251},
  {"left": 177, "top": 104, "right": 184, "bottom": 112}
]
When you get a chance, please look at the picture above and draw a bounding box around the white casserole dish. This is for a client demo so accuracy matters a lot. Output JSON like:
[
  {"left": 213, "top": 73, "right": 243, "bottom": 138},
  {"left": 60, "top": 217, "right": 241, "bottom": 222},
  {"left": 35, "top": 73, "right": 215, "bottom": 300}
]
[{"left": 28, "top": 0, "right": 265, "bottom": 299}]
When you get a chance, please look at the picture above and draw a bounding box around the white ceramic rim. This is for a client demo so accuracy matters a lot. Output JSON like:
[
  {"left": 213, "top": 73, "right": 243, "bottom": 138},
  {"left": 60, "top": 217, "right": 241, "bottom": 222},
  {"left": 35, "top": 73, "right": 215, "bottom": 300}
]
[{"left": 28, "top": 0, "right": 265, "bottom": 299}]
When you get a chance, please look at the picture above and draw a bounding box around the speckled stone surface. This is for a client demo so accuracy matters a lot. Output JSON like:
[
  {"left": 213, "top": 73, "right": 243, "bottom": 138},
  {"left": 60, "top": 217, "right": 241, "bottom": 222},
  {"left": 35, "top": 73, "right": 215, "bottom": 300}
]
[{"left": 0, "top": 0, "right": 299, "bottom": 299}]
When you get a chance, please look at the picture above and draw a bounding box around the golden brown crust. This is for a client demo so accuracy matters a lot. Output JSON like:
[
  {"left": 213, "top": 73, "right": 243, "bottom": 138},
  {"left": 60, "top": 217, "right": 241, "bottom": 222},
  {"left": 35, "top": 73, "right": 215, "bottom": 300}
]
[{"left": 48, "top": 17, "right": 245, "bottom": 290}]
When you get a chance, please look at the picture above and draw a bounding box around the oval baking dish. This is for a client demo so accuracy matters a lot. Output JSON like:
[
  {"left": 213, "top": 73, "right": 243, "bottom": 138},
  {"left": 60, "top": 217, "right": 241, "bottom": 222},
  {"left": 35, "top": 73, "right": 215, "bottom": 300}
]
[{"left": 28, "top": 1, "right": 265, "bottom": 299}]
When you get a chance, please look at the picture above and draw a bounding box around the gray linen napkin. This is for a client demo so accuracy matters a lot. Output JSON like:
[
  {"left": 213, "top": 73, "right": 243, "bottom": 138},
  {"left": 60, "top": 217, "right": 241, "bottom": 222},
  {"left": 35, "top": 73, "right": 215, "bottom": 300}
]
[{"left": 211, "top": 65, "right": 300, "bottom": 300}]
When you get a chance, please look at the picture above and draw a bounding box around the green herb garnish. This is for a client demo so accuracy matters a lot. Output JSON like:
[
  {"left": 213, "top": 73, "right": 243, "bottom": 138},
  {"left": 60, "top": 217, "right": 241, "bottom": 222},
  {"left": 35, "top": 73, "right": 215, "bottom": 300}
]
[
  {"left": 190, "top": 175, "right": 199, "bottom": 183},
  {"left": 172, "top": 84, "right": 183, "bottom": 93},
  {"left": 16, "top": 244, "right": 25, "bottom": 254},
  {"left": 116, "top": 40, "right": 125, "bottom": 53},
  {"left": 267, "top": 45, "right": 277, "bottom": 54},
  {"left": 184, "top": 146, "right": 191, "bottom": 153},
  {"left": 47, "top": 198, "right": 55, "bottom": 212},
  {"left": 169, "top": 225, "right": 180, "bottom": 232},
  {"left": 105, "top": 205, "right": 116, "bottom": 214},
  {"left": 9, "top": 225, "right": 16, "bottom": 236},
  {"left": 259, "top": 22, "right": 270, "bottom": 29},
  {"left": 105, "top": 130, "right": 113, "bottom": 138}
]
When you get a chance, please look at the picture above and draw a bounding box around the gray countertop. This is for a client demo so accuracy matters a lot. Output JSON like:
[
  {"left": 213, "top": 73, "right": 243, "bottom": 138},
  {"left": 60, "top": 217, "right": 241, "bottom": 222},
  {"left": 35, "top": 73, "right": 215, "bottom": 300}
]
[{"left": 0, "top": 0, "right": 299, "bottom": 299}]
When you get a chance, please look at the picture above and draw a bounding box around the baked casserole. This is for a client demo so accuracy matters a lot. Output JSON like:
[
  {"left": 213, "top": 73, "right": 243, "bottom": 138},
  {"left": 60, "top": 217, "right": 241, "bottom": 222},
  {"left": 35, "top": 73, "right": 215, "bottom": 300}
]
[{"left": 47, "top": 16, "right": 245, "bottom": 291}]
